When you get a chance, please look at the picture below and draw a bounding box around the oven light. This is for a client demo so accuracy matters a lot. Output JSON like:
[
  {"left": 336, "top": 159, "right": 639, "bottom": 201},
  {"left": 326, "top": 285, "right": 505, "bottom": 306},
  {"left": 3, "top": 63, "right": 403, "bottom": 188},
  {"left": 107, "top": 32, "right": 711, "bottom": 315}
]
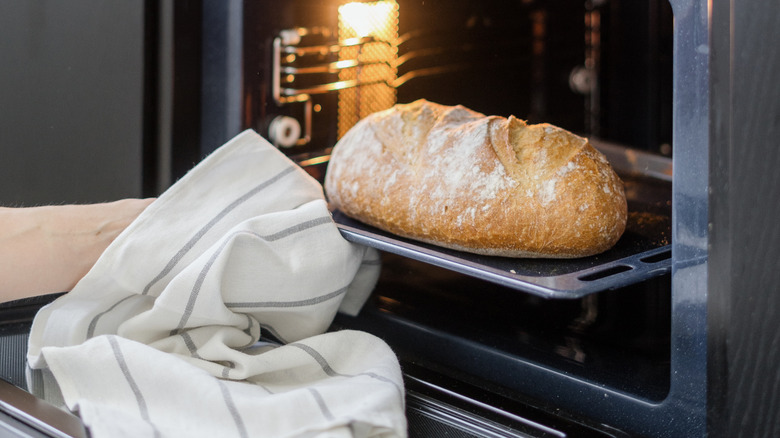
[
  {"left": 337, "top": 0, "right": 399, "bottom": 138},
  {"left": 339, "top": 1, "right": 395, "bottom": 38}
]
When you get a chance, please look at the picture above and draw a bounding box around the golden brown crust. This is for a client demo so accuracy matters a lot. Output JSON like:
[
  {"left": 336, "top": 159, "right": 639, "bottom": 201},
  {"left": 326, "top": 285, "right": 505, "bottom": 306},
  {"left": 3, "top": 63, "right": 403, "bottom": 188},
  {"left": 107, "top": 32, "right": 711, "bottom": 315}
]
[{"left": 324, "top": 99, "right": 627, "bottom": 258}]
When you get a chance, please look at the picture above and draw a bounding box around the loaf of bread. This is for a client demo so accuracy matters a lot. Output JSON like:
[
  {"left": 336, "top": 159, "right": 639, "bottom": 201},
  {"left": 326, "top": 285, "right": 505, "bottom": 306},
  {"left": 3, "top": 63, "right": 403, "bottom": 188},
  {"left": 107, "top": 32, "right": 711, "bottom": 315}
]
[{"left": 324, "top": 99, "right": 627, "bottom": 258}]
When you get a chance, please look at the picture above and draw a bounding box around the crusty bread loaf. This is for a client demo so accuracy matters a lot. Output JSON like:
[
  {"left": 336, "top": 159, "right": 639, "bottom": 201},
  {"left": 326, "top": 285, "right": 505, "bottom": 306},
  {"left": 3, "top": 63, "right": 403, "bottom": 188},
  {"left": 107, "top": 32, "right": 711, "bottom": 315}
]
[{"left": 324, "top": 99, "right": 627, "bottom": 258}]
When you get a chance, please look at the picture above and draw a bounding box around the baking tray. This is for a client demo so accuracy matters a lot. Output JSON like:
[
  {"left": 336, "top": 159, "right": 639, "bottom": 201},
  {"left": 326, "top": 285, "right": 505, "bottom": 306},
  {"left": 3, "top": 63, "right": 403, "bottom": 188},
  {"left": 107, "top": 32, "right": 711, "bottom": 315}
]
[
  {"left": 304, "top": 142, "right": 672, "bottom": 299},
  {"left": 332, "top": 203, "right": 669, "bottom": 299}
]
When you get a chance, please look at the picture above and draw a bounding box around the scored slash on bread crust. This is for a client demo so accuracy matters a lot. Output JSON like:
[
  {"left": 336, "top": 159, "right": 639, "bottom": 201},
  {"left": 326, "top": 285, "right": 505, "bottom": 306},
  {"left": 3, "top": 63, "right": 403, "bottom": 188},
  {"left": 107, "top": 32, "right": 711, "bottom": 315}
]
[{"left": 324, "top": 99, "right": 627, "bottom": 258}]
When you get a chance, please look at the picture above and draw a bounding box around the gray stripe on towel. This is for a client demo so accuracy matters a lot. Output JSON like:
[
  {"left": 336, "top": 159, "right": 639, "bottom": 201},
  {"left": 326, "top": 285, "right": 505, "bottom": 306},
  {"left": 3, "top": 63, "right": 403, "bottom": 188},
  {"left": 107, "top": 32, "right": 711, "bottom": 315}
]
[
  {"left": 215, "top": 379, "right": 249, "bottom": 438},
  {"left": 289, "top": 342, "right": 405, "bottom": 403},
  {"left": 108, "top": 336, "right": 161, "bottom": 438},
  {"left": 288, "top": 343, "right": 343, "bottom": 378},
  {"left": 142, "top": 165, "right": 297, "bottom": 296},
  {"left": 172, "top": 216, "right": 333, "bottom": 334},
  {"left": 225, "top": 286, "right": 347, "bottom": 309},
  {"left": 86, "top": 295, "right": 135, "bottom": 339},
  {"left": 307, "top": 388, "right": 335, "bottom": 421},
  {"left": 179, "top": 332, "right": 203, "bottom": 359}
]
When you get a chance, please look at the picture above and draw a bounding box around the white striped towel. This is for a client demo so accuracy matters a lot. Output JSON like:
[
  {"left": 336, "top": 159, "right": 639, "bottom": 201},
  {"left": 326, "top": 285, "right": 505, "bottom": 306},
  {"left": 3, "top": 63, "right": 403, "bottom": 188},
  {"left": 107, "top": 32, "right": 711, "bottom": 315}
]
[{"left": 26, "top": 130, "right": 406, "bottom": 437}]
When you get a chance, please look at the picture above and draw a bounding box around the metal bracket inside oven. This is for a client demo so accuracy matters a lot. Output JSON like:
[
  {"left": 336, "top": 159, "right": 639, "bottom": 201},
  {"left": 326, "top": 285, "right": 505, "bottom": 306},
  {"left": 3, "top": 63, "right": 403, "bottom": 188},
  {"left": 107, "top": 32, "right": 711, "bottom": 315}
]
[
  {"left": 270, "top": 26, "right": 475, "bottom": 148},
  {"left": 271, "top": 28, "right": 398, "bottom": 147}
]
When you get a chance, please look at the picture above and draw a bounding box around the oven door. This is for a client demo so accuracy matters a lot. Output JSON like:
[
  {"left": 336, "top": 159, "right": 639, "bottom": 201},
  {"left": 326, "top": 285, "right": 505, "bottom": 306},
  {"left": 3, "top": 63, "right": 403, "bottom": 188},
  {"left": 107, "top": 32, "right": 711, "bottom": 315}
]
[{"left": 0, "top": 296, "right": 87, "bottom": 438}]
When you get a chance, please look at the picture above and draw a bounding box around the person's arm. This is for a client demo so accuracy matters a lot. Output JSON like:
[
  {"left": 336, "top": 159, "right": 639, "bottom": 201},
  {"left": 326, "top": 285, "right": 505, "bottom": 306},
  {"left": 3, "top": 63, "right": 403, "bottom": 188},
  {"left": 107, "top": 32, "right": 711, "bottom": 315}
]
[{"left": 0, "top": 199, "right": 154, "bottom": 303}]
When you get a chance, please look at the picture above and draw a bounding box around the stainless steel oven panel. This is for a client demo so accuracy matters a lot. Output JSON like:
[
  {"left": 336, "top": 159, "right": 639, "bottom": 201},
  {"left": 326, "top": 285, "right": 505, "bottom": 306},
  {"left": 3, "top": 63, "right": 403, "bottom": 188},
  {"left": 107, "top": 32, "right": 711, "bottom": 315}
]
[{"left": 0, "top": 379, "right": 86, "bottom": 438}]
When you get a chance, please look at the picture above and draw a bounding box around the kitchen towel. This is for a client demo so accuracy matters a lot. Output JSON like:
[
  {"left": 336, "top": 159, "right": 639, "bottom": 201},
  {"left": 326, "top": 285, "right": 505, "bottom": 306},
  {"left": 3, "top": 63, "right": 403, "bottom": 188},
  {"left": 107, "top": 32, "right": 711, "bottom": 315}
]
[{"left": 26, "top": 130, "right": 406, "bottom": 437}]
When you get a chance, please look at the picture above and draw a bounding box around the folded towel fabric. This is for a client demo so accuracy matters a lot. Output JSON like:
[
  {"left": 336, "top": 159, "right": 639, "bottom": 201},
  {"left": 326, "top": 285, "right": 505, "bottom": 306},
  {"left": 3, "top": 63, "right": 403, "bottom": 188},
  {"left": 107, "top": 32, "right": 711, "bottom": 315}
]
[{"left": 26, "top": 130, "right": 406, "bottom": 437}]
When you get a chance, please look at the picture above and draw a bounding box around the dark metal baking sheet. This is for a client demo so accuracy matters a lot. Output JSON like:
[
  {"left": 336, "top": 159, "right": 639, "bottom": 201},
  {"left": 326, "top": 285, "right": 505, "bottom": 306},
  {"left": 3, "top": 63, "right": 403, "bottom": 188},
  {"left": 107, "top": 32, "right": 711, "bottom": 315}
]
[
  {"left": 304, "top": 141, "right": 672, "bottom": 299},
  {"left": 330, "top": 170, "right": 672, "bottom": 299}
]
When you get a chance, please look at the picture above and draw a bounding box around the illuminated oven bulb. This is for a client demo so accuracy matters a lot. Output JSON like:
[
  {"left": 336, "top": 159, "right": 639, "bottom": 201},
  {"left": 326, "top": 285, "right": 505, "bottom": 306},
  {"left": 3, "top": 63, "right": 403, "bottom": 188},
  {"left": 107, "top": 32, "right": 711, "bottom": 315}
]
[
  {"left": 339, "top": 1, "right": 395, "bottom": 38},
  {"left": 337, "top": 1, "right": 399, "bottom": 138}
]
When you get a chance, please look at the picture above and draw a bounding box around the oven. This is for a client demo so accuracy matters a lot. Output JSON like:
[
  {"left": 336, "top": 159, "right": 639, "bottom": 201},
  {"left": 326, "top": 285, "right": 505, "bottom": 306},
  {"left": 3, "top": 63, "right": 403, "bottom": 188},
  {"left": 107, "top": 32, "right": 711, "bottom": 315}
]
[
  {"left": 1, "top": 1, "right": 779, "bottom": 437},
  {"left": 231, "top": 1, "right": 677, "bottom": 436}
]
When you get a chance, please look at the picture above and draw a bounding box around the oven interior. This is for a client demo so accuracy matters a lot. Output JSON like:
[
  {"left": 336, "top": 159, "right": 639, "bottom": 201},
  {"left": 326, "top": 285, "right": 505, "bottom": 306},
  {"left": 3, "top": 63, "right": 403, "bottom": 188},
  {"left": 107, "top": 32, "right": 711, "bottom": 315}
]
[
  {"left": 243, "top": 0, "right": 672, "bottom": 155},
  {"left": 239, "top": 0, "right": 675, "bottom": 436}
]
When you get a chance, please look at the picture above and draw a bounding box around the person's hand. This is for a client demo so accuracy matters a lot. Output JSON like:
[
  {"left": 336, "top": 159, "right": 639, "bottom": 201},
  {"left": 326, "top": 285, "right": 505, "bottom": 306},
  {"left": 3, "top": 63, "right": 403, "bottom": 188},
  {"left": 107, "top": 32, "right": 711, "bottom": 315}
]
[{"left": 0, "top": 198, "right": 154, "bottom": 303}]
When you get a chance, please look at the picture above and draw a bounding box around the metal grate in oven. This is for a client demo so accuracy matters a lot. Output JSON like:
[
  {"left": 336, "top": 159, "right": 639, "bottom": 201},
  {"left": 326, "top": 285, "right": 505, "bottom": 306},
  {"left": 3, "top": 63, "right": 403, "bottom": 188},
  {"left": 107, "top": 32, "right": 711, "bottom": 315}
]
[{"left": 0, "top": 328, "right": 29, "bottom": 390}]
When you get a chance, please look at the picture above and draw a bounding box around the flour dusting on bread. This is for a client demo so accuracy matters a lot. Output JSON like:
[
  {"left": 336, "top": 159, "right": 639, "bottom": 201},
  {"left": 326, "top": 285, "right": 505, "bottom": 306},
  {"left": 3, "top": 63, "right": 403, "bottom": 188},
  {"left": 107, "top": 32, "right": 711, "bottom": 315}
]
[{"left": 325, "top": 99, "right": 627, "bottom": 258}]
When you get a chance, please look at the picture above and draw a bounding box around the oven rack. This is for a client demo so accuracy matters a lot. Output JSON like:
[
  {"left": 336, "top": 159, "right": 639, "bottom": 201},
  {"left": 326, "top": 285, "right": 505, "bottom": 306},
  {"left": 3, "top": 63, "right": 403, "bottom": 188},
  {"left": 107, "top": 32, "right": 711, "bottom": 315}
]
[{"left": 331, "top": 210, "right": 670, "bottom": 300}]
